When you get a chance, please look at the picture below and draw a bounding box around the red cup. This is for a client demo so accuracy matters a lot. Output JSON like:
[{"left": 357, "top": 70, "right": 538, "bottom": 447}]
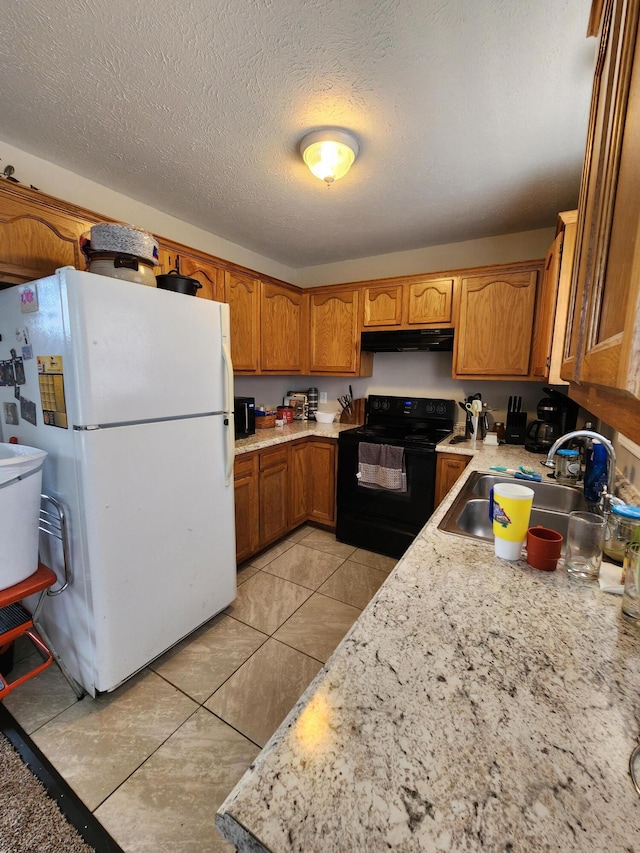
[{"left": 526, "top": 526, "right": 563, "bottom": 571}]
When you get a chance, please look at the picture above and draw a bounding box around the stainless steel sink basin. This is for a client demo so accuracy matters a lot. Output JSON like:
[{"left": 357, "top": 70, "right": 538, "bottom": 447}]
[
  {"left": 438, "top": 470, "right": 589, "bottom": 547},
  {"left": 469, "top": 474, "right": 586, "bottom": 513}
]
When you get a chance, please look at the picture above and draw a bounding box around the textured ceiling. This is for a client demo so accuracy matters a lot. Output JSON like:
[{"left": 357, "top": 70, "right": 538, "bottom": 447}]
[{"left": 0, "top": 0, "right": 595, "bottom": 269}]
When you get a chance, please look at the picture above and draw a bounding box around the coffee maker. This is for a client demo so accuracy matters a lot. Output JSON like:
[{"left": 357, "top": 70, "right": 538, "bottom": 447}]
[{"left": 525, "top": 388, "right": 579, "bottom": 453}]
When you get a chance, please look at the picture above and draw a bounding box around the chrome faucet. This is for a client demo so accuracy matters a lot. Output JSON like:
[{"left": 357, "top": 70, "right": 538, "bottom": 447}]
[{"left": 544, "top": 430, "right": 617, "bottom": 505}]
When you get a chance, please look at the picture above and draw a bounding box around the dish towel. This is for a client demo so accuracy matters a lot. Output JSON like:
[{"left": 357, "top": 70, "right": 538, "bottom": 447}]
[{"left": 357, "top": 443, "right": 407, "bottom": 492}]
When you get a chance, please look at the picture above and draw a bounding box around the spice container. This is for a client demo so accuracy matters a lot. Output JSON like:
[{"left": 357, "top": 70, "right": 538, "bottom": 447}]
[
  {"left": 554, "top": 448, "right": 580, "bottom": 485},
  {"left": 604, "top": 504, "right": 640, "bottom": 564}
]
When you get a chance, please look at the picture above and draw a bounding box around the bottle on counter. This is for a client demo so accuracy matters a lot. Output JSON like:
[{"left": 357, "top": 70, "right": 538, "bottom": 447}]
[
  {"left": 584, "top": 439, "right": 609, "bottom": 506},
  {"left": 307, "top": 387, "right": 318, "bottom": 420}
]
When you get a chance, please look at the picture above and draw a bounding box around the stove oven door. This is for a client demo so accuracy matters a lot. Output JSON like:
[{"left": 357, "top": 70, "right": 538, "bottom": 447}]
[{"left": 336, "top": 433, "right": 437, "bottom": 558}]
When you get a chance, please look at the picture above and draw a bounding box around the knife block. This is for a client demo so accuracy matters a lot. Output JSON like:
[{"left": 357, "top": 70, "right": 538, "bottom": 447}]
[
  {"left": 339, "top": 398, "right": 365, "bottom": 425},
  {"left": 505, "top": 411, "right": 527, "bottom": 444}
]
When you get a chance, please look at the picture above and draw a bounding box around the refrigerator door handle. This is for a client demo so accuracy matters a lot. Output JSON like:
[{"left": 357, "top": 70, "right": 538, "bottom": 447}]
[{"left": 221, "top": 338, "right": 235, "bottom": 486}]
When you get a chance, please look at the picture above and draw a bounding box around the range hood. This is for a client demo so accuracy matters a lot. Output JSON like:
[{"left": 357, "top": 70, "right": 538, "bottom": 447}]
[{"left": 360, "top": 328, "right": 454, "bottom": 352}]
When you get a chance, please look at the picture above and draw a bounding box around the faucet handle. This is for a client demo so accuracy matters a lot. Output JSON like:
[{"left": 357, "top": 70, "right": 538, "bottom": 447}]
[{"left": 598, "top": 486, "right": 624, "bottom": 515}]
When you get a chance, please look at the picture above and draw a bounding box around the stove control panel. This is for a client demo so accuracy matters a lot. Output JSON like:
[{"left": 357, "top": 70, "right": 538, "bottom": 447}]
[{"left": 368, "top": 395, "right": 455, "bottom": 423}]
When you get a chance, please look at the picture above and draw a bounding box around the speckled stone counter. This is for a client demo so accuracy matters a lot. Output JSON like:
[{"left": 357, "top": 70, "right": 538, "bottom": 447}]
[
  {"left": 234, "top": 421, "right": 352, "bottom": 455},
  {"left": 217, "top": 440, "right": 640, "bottom": 852}
]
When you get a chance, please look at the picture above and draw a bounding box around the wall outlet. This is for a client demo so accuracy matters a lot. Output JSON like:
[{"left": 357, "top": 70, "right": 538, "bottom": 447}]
[{"left": 319, "top": 391, "right": 328, "bottom": 404}]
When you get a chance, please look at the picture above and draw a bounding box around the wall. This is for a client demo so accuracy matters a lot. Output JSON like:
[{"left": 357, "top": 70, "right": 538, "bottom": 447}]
[
  {"left": 297, "top": 229, "right": 556, "bottom": 287},
  {"left": 1, "top": 138, "right": 555, "bottom": 288},
  {"left": 0, "top": 139, "right": 297, "bottom": 284},
  {"left": 235, "top": 354, "right": 553, "bottom": 432}
]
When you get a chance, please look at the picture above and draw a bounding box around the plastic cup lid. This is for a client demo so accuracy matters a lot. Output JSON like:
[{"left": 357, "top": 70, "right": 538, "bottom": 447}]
[{"left": 611, "top": 504, "right": 640, "bottom": 519}]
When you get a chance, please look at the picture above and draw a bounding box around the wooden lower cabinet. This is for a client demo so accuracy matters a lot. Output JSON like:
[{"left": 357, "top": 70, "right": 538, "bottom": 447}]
[
  {"left": 435, "top": 453, "right": 470, "bottom": 508},
  {"left": 233, "top": 454, "right": 259, "bottom": 564},
  {"left": 234, "top": 437, "right": 337, "bottom": 564},
  {"left": 258, "top": 446, "right": 289, "bottom": 547},
  {"left": 307, "top": 438, "right": 337, "bottom": 525},
  {"left": 288, "top": 440, "right": 309, "bottom": 527}
]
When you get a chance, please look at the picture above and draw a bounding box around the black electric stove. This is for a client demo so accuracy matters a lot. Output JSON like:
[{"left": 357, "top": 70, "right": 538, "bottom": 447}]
[{"left": 336, "top": 395, "right": 455, "bottom": 558}]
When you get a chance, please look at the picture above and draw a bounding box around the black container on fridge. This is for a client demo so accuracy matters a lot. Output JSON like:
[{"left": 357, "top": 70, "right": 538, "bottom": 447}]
[{"left": 234, "top": 397, "right": 255, "bottom": 439}]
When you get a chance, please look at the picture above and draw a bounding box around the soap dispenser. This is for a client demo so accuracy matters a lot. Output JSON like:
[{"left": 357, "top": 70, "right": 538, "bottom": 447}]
[{"left": 584, "top": 439, "right": 608, "bottom": 506}]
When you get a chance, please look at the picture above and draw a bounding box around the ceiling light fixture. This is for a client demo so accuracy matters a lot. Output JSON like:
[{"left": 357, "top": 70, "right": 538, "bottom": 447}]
[{"left": 299, "top": 129, "right": 359, "bottom": 186}]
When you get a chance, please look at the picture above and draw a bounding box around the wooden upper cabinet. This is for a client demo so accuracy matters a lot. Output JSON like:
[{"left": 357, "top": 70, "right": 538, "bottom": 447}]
[
  {"left": 160, "top": 249, "right": 222, "bottom": 301},
  {"left": 225, "top": 269, "right": 261, "bottom": 373},
  {"left": 309, "top": 288, "right": 360, "bottom": 374},
  {"left": 406, "top": 277, "right": 454, "bottom": 325},
  {"left": 0, "top": 184, "right": 93, "bottom": 286},
  {"left": 362, "top": 283, "right": 403, "bottom": 327},
  {"left": 572, "top": 0, "right": 640, "bottom": 397},
  {"left": 531, "top": 211, "right": 577, "bottom": 383},
  {"left": 453, "top": 267, "right": 540, "bottom": 378},
  {"left": 260, "top": 281, "right": 307, "bottom": 372},
  {"left": 361, "top": 276, "right": 454, "bottom": 329}
]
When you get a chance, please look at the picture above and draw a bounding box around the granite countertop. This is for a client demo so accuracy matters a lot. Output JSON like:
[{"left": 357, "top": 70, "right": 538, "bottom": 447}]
[
  {"left": 234, "top": 421, "right": 352, "bottom": 455},
  {"left": 217, "top": 439, "right": 640, "bottom": 852}
]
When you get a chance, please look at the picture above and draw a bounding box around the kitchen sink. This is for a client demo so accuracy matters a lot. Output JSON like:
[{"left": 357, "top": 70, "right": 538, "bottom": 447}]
[{"left": 437, "top": 470, "right": 589, "bottom": 548}]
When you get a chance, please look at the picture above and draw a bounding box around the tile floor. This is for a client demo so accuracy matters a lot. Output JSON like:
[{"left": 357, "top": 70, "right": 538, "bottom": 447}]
[{"left": 3, "top": 526, "right": 396, "bottom": 852}]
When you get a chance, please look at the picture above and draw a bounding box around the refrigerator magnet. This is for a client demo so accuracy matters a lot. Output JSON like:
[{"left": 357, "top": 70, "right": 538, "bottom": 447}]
[{"left": 18, "top": 283, "right": 39, "bottom": 313}]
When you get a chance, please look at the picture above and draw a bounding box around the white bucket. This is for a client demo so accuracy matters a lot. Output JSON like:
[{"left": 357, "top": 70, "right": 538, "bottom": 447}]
[{"left": 0, "top": 443, "right": 47, "bottom": 590}]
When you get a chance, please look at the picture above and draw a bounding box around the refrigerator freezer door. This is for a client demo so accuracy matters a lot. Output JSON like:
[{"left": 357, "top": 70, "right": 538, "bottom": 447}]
[
  {"left": 39, "top": 414, "right": 236, "bottom": 694},
  {"left": 61, "top": 269, "right": 230, "bottom": 426}
]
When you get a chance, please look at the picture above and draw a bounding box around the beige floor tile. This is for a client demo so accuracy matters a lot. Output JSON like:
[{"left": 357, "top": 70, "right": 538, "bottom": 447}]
[
  {"left": 95, "top": 708, "right": 259, "bottom": 853},
  {"left": 150, "top": 614, "right": 267, "bottom": 703},
  {"left": 274, "top": 593, "right": 361, "bottom": 663},
  {"left": 286, "top": 523, "right": 316, "bottom": 542},
  {"left": 3, "top": 650, "right": 80, "bottom": 734},
  {"left": 318, "top": 559, "right": 389, "bottom": 610},
  {"left": 262, "top": 543, "right": 344, "bottom": 590},
  {"left": 237, "top": 562, "right": 259, "bottom": 585},
  {"left": 350, "top": 547, "right": 398, "bottom": 573},
  {"left": 225, "top": 572, "right": 312, "bottom": 635},
  {"left": 297, "top": 528, "right": 357, "bottom": 559},
  {"left": 32, "top": 669, "right": 197, "bottom": 811},
  {"left": 205, "top": 638, "right": 322, "bottom": 747},
  {"left": 249, "top": 539, "right": 295, "bottom": 569}
]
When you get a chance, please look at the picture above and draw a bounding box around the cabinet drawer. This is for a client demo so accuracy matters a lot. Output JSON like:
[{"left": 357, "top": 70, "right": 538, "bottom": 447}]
[
  {"left": 234, "top": 453, "right": 257, "bottom": 480},
  {"left": 259, "top": 445, "right": 288, "bottom": 471}
]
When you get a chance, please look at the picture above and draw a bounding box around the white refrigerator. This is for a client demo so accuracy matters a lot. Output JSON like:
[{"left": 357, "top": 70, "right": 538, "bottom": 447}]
[{"left": 0, "top": 268, "right": 236, "bottom": 696}]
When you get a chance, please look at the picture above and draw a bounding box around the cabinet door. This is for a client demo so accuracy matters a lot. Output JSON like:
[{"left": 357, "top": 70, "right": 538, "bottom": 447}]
[
  {"left": 0, "top": 187, "right": 92, "bottom": 285},
  {"left": 234, "top": 454, "right": 259, "bottom": 564},
  {"left": 406, "top": 278, "right": 454, "bottom": 325},
  {"left": 435, "top": 453, "right": 470, "bottom": 508},
  {"left": 174, "top": 252, "right": 222, "bottom": 301},
  {"left": 309, "top": 289, "right": 359, "bottom": 374},
  {"left": 308, "top": 439, "right": 337, "bottom": 525},
  {"left": 225, "top": 270, "right": 261, "bottom": 373},
  {"left": 259, "top": 446, "right": 289, "bottom": 546},
  {"left": 288, "top": 441, "right": 309, "bottom": 528},
  {"left": 530, "top": 213, "right": 577, "bottom": 383},
  {"left": 362, "top": 284, "right": 403, "bottom": 327},
  {"left": 561, "top": 0, "right": 639, "bottom": 387},
  {"left": 454, "top": 269, "right": 539, "bottom": 378},
  {"left": 579, "top": 1, "right": 640, "bottom": 397},
  {"left": 261, "top": 282, "right": 306, "bottom": 372}
]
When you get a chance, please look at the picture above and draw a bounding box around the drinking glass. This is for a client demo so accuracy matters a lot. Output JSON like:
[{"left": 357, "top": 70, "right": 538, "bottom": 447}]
[
  {"left": 622, "top": 542, "right": 640, "bottom": 620},
  {"left": 565, "top": 511, "right": 606, "bottom": 579}
]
